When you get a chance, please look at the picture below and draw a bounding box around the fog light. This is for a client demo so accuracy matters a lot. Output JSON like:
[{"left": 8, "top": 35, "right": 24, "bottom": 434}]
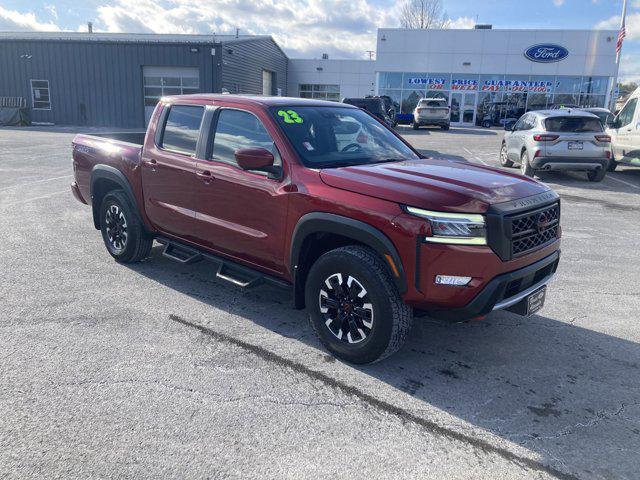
[{"left": 435, "top": 275, "right": 472, "bottom": 286}]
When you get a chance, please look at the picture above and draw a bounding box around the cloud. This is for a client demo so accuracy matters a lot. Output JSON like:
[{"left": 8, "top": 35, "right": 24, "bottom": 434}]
[
  {"left": 83, "top": 0, "right": 397, "bottom": 58},
  {"left": 596, "top": 12, "right": 640, "bottom": 40},
  {"left": 619, "top": 53, "right": 640, "bottom": 83},
  {"left": 44, "top": 4, "right": 58, "bottom": 20},
  {"left": 553, "top": 0, "right": 564, "bottom": 6},
  {"left": 447, "top": 16, "right": 475, "bottom": 29},
  {"left": 0, "top": 6, "right": 60, "bottom": 31}
]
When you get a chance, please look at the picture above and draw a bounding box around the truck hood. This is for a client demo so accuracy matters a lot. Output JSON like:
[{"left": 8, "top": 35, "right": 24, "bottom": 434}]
[{"left": 319, "top": 158, "right": 550, "bottom": 213}]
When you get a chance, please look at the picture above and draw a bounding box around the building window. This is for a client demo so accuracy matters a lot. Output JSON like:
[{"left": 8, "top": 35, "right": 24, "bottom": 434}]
[
  {"left": 30, "top": 80, "right": 51, "bottom": 110},
  {"left": 299, "top": 84, "right": 340, "bottom": 101},
  {"left": 144, "top": 75, "right": 199, "bottom": 107}
]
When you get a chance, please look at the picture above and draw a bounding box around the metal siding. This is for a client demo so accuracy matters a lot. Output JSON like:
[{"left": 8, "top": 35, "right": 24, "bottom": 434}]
[
  {"left": 0, "top": 39, "right": 218, "bottom": 127},
  {"left": 221, "top": 38, "right": 287, "bottom": 95}
]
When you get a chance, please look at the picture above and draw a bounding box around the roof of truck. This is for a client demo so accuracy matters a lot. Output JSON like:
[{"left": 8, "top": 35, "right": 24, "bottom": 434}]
[{"left": 161, "top": 94, "right": 357, "bottom": 108}]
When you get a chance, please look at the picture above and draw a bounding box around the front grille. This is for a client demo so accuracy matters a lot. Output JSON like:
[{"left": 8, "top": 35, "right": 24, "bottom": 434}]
[{"left": 508, "top": 202, "right": 560, "bottom": 257}]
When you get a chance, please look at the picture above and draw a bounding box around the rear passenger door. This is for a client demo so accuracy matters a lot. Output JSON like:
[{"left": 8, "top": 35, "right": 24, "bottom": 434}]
[
  {"left": 192, "top": 107, "right": 289, "bottom": 274},
  {"left": 141, "top": 104, "right": 204, "bottom": 242}
]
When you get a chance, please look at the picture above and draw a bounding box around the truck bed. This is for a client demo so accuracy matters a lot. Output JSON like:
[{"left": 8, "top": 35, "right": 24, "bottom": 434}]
[{"left": 71, "top": 132, "right": 146, "bottom": 208}]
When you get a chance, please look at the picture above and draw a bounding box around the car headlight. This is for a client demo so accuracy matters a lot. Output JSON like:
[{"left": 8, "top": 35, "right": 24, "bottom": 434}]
[{"left": 404, "top": 206, "right": 487, "bottom": 245}]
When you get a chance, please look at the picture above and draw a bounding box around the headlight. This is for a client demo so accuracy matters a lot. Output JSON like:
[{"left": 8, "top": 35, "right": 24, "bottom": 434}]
[{"left": 405, "top": 206, "right": 487, "bottom": 245}]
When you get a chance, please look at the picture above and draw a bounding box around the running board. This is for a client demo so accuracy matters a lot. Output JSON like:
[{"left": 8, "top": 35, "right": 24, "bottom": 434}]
[
  {"left": 162, "top": 242, "right": 203, "bottom": 264},
  {"left": 156, "top": 236, "right": 290, "bottom": 291}
]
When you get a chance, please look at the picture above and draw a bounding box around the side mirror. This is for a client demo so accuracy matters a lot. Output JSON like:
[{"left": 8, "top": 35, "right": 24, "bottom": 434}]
[
  {"left": 235, "top": 147, "right": 275, "bottom": 171},
  {"left": 611, "top": 118, "right": 621, "bottom": 129}
]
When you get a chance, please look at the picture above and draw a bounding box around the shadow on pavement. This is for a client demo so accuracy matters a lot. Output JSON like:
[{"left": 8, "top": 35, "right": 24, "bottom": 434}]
[{"left": 127, "top": 249, "right": 640, "bottom": 480}]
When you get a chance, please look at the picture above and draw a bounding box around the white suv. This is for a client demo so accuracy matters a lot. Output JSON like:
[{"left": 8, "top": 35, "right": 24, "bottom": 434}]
[
  {"left": 500, "top": 109, "right": 611, "bottom": 182},
  {"left": 412, "top": 98, "right": 450, "bottom": 130}
]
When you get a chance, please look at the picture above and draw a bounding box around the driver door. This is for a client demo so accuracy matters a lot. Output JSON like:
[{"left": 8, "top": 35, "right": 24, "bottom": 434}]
[
  {"left": 506, "top": 114, "right": 528, "bottom": 162},
  {"left": 610, "top": 97, "right": 638, "bottom": 161}
]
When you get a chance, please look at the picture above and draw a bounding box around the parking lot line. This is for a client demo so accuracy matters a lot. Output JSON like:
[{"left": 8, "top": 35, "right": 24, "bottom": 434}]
[
  {"left": 463, "top": 147, "right": 489, "bottom": 166},
  {"left": 605, "top": 174, "right": 640, "bottom": 190},
  {"left": 0, "top": 174, "right": 73, "bottom": 193},
  {"left": 0, "top": 190, "right": 67, "bottom": 207}
]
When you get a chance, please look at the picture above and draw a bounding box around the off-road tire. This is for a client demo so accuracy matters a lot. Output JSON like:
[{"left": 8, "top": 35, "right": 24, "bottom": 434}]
[
  {"left": 587, "top": 167, "right": 607, "bottom": 182},
  {"left": 500, "top": 142, "right": 514, "bottom": 167},
  {"left": 100, "top": 190, "right": 153, "bottom": 263},
  {"left": 305, "top": 245, "right": 412, "bottom": 364},
  {"left": 520, "top": 150, "right": 535, "bottom": 177}
]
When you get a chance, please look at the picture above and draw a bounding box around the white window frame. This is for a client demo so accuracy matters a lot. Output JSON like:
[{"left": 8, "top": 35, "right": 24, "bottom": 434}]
[{"left": 30, "top": 79, "right": 51, "bottom": 111}]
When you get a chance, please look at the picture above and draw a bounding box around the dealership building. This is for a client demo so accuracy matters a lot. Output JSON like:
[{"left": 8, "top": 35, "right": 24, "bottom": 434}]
[
  {"left": 289, "top": 27, "right": 619, "bottom": 126},
  {"left": 0, "top": 26, "right": 619, "bottom": 127}
]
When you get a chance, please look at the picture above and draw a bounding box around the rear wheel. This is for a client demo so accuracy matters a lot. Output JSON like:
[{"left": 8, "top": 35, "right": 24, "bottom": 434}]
[
  {"left": 520, "top": 150, "right": 535, "bottom": 177},
  {"left": 441, "top": 124, "right": 450, "bottom": 131},
  {"left": 587, "top": 167, "right": 607, "bottom": 182},
  {"left": 100, "top": 190, "right": 153, "bottom": 263},
  {"left": 499, "top": 142, "right": 514, "bottom": 167},
  {"left": 607, "top": 153, "right": 617, "bottom": 172},
  {"left": 305, "top": 246, "right": 412, "bottom": 364},
  {"left": 412, "top": 122, "right": 419, "bottom": 130},
  {"left": 482, "top": 120, "right": 492, "bottom": 128}
]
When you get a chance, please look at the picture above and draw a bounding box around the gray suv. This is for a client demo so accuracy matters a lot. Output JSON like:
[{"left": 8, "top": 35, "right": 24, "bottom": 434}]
[{"left": 500, "top": 109, "right": 612, "bottom": 182}]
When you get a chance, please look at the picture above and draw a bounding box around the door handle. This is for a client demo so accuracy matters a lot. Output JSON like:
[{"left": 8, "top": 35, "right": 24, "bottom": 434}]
[
  {"left": 196, "top": 170, "right": 213, "bottom": 183},
  {"left": 142, "top": 158, "right": 157, "bottom": 171}
]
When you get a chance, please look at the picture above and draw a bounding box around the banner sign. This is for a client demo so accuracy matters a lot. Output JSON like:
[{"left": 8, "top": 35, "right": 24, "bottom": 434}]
[
  {"left": 451, "top": 79, "right": 478, "bottom": 91},
  {"left": 408, "top": 77, "right": 446, "bottom": 89},
  {"left": 480, "top": 80, "right": 554, "bottom": 93}
]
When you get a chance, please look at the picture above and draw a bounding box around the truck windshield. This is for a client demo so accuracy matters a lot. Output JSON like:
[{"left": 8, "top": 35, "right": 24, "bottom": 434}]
[
  {"left": 270, "top": 106, "right": 419, "bottom": 169},
  {"left": 545, "top": 116, "right": 603, "bottom": 132}
]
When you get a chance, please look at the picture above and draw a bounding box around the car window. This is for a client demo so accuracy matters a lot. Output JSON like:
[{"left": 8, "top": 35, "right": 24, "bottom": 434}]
[
  {"left": 270, "top": 106, "right": 419, "bottom": 169},
  {"left": 544, "top": 116, "right": 603, "bottom": 132},
  {"left": 514, "top": 115, "right": 528, "bottom": 131},
  {"left": 161, "top": 105, "right": 204, "bottom": 155},
  {"left": 211, "top": 109, "right": 281, "bottom": 167},
  {"left": 617, "top": 98, "right": 638, "bottom": 127}
]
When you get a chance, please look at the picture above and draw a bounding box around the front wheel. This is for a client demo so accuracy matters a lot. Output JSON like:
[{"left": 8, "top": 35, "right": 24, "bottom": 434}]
[
  {"left": 305, "top": 246, "right": 412, "bottom": 364},
  {"left": 607, "top": 153, "right": 617, "bottom": 172},
  {"left": 499, "top": 142, "right": 514, "bottom": 167},
  {"left": 520, "top": 150, "right": 535, "bottom": 177},
  {"left": 412, "top": 122, "right": 419, "bottom": 130},
  {"left": 100, "top": 190, "right": 153, "bottom": 263}
]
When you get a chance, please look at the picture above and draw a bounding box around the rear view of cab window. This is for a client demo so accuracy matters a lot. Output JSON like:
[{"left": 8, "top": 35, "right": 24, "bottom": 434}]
[
  {"left": 545, "top": 116, "right": 602, "bottom": 133},
  {"left": 161, "top": 105, "right": 204, "bottom": 155}
]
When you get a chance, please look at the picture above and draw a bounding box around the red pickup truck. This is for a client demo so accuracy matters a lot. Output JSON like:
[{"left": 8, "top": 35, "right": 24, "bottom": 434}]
[{"left": 71, "top": 95, "right": 560, "bottom": 363}]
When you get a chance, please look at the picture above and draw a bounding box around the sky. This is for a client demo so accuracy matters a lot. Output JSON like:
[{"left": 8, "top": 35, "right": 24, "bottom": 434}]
[{"left": 1, "top": 0, "right": 638, "bottom": 82}]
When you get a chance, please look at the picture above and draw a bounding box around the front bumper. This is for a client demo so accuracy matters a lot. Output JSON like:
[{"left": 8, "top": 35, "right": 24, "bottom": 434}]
[
  {"left": 70, "top": 181, "right": 87, "bottom": 204},
  {"left": 531, "top": 156, "right": 607, "bottom": 171},
  {"left": 422, "top": 250, "right": 560, "bottom": 321}
]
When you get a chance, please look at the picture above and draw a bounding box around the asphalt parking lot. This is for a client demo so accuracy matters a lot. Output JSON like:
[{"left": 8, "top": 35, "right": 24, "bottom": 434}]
[{"left": 1, "top": 125, "right": 639, "bottom": 480}]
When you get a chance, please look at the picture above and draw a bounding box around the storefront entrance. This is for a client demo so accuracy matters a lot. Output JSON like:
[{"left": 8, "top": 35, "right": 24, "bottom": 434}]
[{"left": 450, "top": 92, "right": 476, "bottom": 126}]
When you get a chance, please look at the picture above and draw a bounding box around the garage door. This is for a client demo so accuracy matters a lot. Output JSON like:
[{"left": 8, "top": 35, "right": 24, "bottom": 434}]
[{"left": 143, "top": 66, "right": 200, "bottom": 125}]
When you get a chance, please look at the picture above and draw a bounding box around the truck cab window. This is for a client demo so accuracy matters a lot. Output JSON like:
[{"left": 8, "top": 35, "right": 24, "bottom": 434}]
[
  {"left": 212, "top": 109, "right": 281, "bottom": 167},
  {"left": 160, "top": 105, "right": 204, "bottom": 156},
  {"left": 617, "top": 98, "right": 637, "bottom": 128}
]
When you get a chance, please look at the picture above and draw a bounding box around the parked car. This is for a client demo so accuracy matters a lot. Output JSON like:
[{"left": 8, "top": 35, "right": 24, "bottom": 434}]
[
  {"left": 342, "top": 97, "right": 395, "bottom": 128},
  {"left": 366, "top": 95, "right": 398, "bottom": 127},
  {"left": 479, "top": 101, "right": 519, "bottom": 128},
  {"left": 71, "top": 95, "right": 561, "bottom": 364},
  {"left": 606, "top": 86, "right": 640, "bottom": 171},
  {"left": 500, "top": 109, "right": 611, "bottom": 182},
  {"left": 412, "top": 98, "right": 450, "bottom": 130},
  {"left": 581, "top": 107, "right": 613, "bottom": 128}
]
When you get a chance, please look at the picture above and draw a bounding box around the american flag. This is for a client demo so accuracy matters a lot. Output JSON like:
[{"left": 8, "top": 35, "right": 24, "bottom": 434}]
[{"left": 617, "top": 15, "right": 626, "bottom": 55}]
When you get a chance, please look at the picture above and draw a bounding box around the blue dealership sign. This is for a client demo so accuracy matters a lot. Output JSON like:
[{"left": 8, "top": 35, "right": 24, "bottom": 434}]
[{"left": 524, "top": 44, "right": 569, "bottom": 63}]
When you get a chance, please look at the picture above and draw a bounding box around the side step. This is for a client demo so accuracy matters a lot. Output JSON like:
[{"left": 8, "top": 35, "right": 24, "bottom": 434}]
[
  {"left": 156, "top": 236, "right": 290, "bottom": 291},
  {"left": 162, "top": 242, "right": 203, "bottom": 264}
]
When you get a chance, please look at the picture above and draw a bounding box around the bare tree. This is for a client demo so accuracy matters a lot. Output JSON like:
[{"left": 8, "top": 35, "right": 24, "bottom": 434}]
[{"left": 400, "top": 0, "right": 450, "bottom": 29}]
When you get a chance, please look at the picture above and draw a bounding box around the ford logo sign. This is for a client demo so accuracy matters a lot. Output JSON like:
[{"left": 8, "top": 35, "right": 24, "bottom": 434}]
[{"left": 524, "top": 44, "right": 569, "bottom": 63}]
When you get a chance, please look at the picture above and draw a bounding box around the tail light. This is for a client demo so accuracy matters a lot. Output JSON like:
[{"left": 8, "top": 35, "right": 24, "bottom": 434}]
[
  {"left": 533, "top": 134, "right": 559, "bottom": 142},
  {"left": 595, "top": 134, "right": 611, "bottom": 143},
  {"left": 417, "top": 108, "right": 424, "bottom": 113},
  {"left": 606, "top": 150, "right": 611, "bottom": 159}
]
